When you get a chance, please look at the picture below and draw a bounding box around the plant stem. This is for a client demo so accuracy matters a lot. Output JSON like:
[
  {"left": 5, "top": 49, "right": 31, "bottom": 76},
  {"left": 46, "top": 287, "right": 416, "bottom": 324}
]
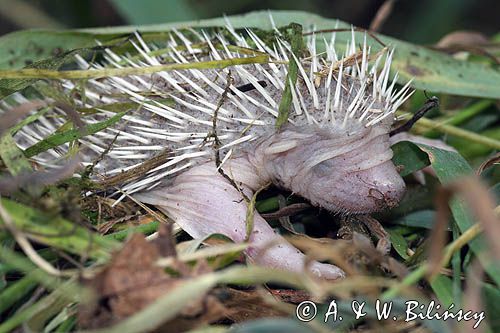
[
  {"left": 381, "top": 223, "right": 482, "bottom": 300},
  {"left": 0, "top": 55, "right": 269, "bottom": 79},
  {"left": 0, "top": 276, "right": 37, "bottom": 315},
  {"left": 424, "top": 99, "right": 494, "bottom": 138},
  {"left": 397, "top": 111, "right": 500, "bottom": 150}
]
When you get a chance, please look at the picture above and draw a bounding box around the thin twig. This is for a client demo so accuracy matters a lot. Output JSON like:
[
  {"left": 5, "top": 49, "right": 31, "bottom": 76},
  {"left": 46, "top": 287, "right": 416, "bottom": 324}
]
[
  {"left": 210, "top": 71, "right": 250, "bottom": 202},
  {"left": 390, "top": 96, "right": 439, "bottom": 136},
  {"left": 261, "top": 203, "right": 311, "bottom": 220}
]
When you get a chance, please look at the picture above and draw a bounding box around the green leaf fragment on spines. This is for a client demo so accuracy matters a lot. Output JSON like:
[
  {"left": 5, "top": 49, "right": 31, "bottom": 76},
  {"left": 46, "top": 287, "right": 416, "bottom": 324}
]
[
  {"left": 76, "top": 98, "right": 175, "bottom": 115},
  {"left": 33, "top": 82, "right": 75, "bottom": 106},
  {"left": 245, "top": 184, "right": 269, "bottom": 241},
  {"left": 0, "top": 133, "right": 32, "bottom": 175},
  {"left": 275, "top": 22, "right": 303, "bottom": 129},
  {"left": 23, "top": 111, "right": 127, "bottom": 158}
]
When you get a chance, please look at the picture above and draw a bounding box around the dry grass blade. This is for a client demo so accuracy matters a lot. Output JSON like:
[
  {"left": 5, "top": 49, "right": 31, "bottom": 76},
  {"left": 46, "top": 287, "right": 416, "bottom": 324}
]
[
  {"left": 54, "top": 102, "right": 85, "bottom": 129},
  {"left": 428, "top": 186, "right": 453, "bottom": 278},
  {"left": 461, "top": 259, "right": 486, "bottom": 333},
  {"left": 97, "top": 150, "right": 171, "bottom": 189},
  {"left": 0, "top": 155, "right": 82, "bottom": 195},
  {"left": 369, "top": 0, "right": 396, "bottom": 32},
  {"left": 0, "top": 100, "right": 46, "bottom": 136},
  {"left": 261, "top": 203, "right": 311, "bottom": 220},
  {"left": 428, "top": 177, "right": 500, "bottom": 278},
  {"left": 287, "top": 236, "right": 358, "bottom": 277}
]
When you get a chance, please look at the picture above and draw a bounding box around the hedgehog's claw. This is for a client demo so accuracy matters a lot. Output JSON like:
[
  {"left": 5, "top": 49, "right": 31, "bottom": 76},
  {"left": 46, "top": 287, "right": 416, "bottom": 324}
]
[{"left": 134, "top": 159, "right": 345, "bottom": 280}]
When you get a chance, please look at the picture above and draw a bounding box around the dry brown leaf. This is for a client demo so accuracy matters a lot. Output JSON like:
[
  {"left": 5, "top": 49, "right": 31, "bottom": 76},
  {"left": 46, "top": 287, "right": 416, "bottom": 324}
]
[
  {"left": 427, "top": 186, "right": 453, "bottom": 278},
  {"left": 78, "top": 224, "right": 225, "bottom": 332},
  {"left": 434, "top": 31, "right": 499, "bottom": 64}
]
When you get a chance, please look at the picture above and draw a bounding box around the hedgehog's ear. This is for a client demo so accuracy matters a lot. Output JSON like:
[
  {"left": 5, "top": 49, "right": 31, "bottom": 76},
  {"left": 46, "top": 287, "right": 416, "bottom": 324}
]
[{"left": 263, "top": 140, "right": 298, "bottom": 155}]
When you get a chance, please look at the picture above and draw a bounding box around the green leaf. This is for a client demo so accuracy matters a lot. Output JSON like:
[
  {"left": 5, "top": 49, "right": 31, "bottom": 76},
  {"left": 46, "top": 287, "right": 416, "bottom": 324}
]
[
  {"left": 0, "top": 133, "right": 32, "bottom": 175},
  {"left": 0, "top": 198, "right": 117, "bottom": 259},
  {"left": 483, "top": 283, "right": 500, "bottom": 332},
  {"left": 0, "top": 30, "right": 98, "bottom": 69},
  {"left": 387, "top": 228, "right": 409, "bottom": 260},
  {"left": 391, "top": 141, "right": 430, "bottom": 177},
  {"left": 105, "top": 221, "right": 159, "bottom": 241},
  {"left": 275, "top": 23, "right": 303, "bottom": 129},
  {"left": 109, "top": 0, "right": 197, "bottom": 25},
  {"left": 430, "top": 274, "right": 454, "bottom": 307},
  {"left": 0, "top": 279, "right": 79, "bottom": 333},
  {"left": 0, "top": 275, "right": 37, "bottom": 316},
  {"left": 391, "top": 210, "right": 437, "bottom": 229},
  {"left": 416, "top": 144, "right": 500, "bottom": 285},
  {"left": 24, "top": 111, "right": 126, "bottom": 158},
  {"left": 228, "top": 319, "right": 314, "bottom": 333}
]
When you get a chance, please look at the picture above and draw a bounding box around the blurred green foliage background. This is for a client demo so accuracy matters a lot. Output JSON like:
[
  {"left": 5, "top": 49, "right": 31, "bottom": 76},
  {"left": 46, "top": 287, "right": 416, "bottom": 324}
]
[{"left": 0, "top": 0, "right": 498, "bottom": 43}]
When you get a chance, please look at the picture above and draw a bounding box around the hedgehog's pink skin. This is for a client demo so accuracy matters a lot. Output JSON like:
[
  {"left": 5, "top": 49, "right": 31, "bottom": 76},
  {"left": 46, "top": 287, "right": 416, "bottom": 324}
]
[
  {"left": 251, "top": 124, "right": 406, "bottom": 214},
  {"left": 135, "top": 124, "right": 406, "bottom": 280},
  {"left": 135, "top": 157, "right": 346, "bottom": 280}
]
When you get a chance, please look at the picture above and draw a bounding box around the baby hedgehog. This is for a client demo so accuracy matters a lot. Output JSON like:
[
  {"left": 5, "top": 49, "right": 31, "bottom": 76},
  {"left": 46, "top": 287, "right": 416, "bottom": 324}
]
[{"left": 6, "top": 19, "right": 414, "bottom": 280}]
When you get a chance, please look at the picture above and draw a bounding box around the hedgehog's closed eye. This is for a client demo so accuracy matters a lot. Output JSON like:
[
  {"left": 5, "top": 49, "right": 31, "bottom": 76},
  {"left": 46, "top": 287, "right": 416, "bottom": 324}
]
[{"left": 312, "top": 158, "right": 336, "bottom": 177}]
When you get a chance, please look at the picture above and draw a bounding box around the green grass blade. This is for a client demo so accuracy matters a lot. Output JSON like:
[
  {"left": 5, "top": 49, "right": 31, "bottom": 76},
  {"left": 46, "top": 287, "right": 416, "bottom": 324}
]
[{"left": 0, "top": 198, "right": 117, "bottom": 259}]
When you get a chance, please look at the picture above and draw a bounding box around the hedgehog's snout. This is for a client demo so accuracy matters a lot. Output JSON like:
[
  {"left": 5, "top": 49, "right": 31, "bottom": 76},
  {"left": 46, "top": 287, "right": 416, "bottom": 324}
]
[
  {"left": 364, "top": 163, "right": 406, "bottom": 210},
  {"left": 255, "top": 127, "right": 406, "bottom": 214},
  {"left": 365, "top": 167, "right": 405, "bottom": 213},
  {"left": 311, "top": 134, "right": 406, "bottom": 214}
]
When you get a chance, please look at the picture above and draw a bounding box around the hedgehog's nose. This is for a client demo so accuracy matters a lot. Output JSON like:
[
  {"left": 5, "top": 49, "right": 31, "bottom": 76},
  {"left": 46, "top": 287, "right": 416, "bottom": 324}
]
[
  {"left": 367, "top": 171, "right": 406, "bottom": 209},
  {"left": 368, "top": 184, "right": 403, "bottom": 209}
]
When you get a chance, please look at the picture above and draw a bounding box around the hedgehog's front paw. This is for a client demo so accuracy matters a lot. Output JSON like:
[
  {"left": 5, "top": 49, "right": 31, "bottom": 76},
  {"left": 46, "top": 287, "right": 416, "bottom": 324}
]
[{"left": 246, "top": 238, "right": 345, "bottom": 280}]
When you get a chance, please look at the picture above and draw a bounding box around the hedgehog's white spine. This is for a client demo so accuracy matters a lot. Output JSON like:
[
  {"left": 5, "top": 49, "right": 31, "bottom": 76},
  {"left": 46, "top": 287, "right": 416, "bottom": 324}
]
[{"left": 1, "top": 15, "right": 417, "bottom": 208}]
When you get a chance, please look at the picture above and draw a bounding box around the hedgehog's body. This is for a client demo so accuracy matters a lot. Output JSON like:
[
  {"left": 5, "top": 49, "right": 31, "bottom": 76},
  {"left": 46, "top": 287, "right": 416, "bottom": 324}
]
[{"left": 4, "top": 20, "right": 414, "bottom": 279}]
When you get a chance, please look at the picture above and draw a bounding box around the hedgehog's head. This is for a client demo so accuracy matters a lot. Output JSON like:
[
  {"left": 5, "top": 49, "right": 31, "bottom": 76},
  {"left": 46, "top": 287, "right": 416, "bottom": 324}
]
[
  {"left": 248, "top": 44, "right": 413, "bottom": 214},
  {"left": 253, "top": 122, "right": 405, "bottom": 214}
]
